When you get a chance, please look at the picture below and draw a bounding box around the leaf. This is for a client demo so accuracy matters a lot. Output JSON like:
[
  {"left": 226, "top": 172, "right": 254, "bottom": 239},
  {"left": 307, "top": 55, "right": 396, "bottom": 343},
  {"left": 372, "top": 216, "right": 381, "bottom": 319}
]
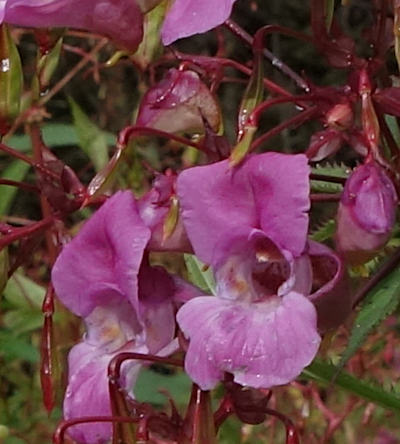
[
  {"left": 0, "top": 332, "right": 39, "bottom": 363},
  {"left": 302, "top": 360, "right": 400, "bottom": 412},
  {"left": 310, "top": 218, "right": 336, "bottom": 242},
  {"left": 0, "top": 160, "right": 30, "bottom": 215},
  {"left": 184, "top": 254, "right": 216, "bottom": 295},
  {"left": 312, "top": 162, "right": 351, "bottom": 179},
  {"left": 3, "top": 272, "right": 45, "bottom": 309},
  {"left": 5, "top": 123, "right": 115, "bottom": 152},
  {"left": 3, "top": 310, "right": 43, "bottom": 334},
  {"left": 134, "top": 368, "right": 192, "bottom": 406},
  {"left": 310, "top": 179, "right": 342, "bottom": 193},
  {"left": 338, "top": 264, "right": 400, "bottom": 371},
  {"left": 68, "top": 97, "right": 109, "bottom": 172}
]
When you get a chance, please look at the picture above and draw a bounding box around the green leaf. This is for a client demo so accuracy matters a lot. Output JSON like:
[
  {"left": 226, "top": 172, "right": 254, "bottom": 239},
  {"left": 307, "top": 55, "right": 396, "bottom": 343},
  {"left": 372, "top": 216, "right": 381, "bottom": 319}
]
[
  {"left": 310, "top": 179, "right": 342, "bottom": 193},
  {"left": 338, "top": 264, "right": 400, "bottom": 371},
  {"left": 184, "top": 254, "right": 216, "bottom": 295},
  {"left": 68, "top": 97, "right": 109, "bottom": 172},
  {"left": 312, "top": 162, "right": 351, "bottom": 179},
  {"left": 135, "top": 368, "right": 192, "bottom": 406},
  {"left": 3, "top": 310, "right": 43, "bottom": 334},
  {"left": 3, "top": 273, "right": 45, "bottom": 309},
  {"left": 0, "top": 333, "right": 39, "bottom": 363},
  {"left": 0, "top": 160, "right": 30, "bottom": 215},
  {"left": 302, "top": 360, "right": 400, "bottom": 412},
  {"left": 310, "top": 218, "right": 336, "bottom": 242}
]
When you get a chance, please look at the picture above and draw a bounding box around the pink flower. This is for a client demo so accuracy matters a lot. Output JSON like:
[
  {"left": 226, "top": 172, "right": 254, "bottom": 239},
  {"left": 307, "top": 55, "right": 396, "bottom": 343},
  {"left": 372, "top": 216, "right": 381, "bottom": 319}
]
[{"left": 1, "top": 0, "right": 144, "bottom": 50}]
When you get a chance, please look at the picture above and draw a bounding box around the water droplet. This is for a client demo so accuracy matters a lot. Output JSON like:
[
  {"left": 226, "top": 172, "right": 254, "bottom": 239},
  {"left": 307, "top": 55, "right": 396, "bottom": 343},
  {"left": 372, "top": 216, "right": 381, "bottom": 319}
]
[
  {"left": 271, "top": 58, "right": 283, "bottom": 69},
  {"left": 1, "top": 59, "right": 10, "bottom": 73}
]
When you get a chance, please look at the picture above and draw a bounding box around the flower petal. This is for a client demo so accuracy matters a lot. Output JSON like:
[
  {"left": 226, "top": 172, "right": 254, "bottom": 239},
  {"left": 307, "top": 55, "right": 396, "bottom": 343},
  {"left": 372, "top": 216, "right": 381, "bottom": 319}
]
[
  {"left": 4, "top": 0, "right": 143, "bottom": 50},
  {"left": 161, "top": 0, "right": 237, "bottom": 45},
  {"left": 177, "top": 153, "right": 310, "bottom": 265},
  {"left": 177, "top": 292, "right": 320, "bottom": 390},
  {"left": 64, "top": 340, "right": 146, "bottom": 444},
  {"left": 52, "top": 191, "right": 151, "bottom": 317}
]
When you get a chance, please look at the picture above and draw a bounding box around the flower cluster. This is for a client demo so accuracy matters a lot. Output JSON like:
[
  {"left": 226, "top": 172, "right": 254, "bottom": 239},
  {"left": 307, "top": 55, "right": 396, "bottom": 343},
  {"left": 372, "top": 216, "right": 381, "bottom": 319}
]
[{"left": 2, "top": 0, "right": 400, "bottom": 443}]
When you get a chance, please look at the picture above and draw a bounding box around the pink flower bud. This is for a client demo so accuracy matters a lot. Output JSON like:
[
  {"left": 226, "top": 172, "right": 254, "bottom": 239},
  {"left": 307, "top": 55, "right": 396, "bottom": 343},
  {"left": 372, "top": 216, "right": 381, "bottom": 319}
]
[
  {"left": 136, "top": 68, "right": 221, "bottom": 134},
  {"left": 336, "top": 161, "right": 398, "bottom": 264},
  {"left": 325, "top": 102, "right": 354, "bottom": 130}
]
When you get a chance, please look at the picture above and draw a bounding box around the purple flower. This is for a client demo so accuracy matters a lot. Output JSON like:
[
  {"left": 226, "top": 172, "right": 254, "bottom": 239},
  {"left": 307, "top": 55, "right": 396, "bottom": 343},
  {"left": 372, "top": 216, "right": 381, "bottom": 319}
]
[
  {"left": 1, "top": 0, "right": 144, "bottom": 50},
  {"left": 176, "top": 153, "right": 321, "bottom": 390},
  {"left": 161, "top": 0, "right": 237, "bottom": 45},
  {"left": 336, "top": 160, "right": 398, "bottom": 265},
  {"left": 136, "top": 68, "right": 221, "bottom": 134},
  {"left": 51, "top": 191, "right": 191, "bottom": 443}
]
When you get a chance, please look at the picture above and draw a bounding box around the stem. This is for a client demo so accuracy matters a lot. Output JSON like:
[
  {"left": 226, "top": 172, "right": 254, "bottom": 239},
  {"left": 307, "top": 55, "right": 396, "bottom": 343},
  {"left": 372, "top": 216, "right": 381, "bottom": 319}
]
[
  {"left": 53, "top": 416, "right": 138, "bottom": 444},
  {"left": 38, "top": 38, "right": 108, "bottom": 106},
  {"left": 118, "top": 125, "right": 204, "bottom": 151},
  {"left": 224, "top": 20, "right": 310, "bottom": 90},
  {"left": 173, "top": 51, "right": 292, "bottom": 97},
  {"left": 0, "top": 179, "right": 39, "bottom": 193},
  {"left": 29, "top": 123, "right": 58, "bottom": 264},
  {"left": 310, "top": 193, "right": 341, "bottom": 202},
  {"left": 0, "top": 216, "right": 54, "bottom": 250},
  {"left": 251, "top": 106, "right": 318, "bottom": 151},
  {"left": 249, "top": 94, "right": 324, "bottom": 126},
  {"left": 375, "top": 0, "right": 388, "bottom": 59}
]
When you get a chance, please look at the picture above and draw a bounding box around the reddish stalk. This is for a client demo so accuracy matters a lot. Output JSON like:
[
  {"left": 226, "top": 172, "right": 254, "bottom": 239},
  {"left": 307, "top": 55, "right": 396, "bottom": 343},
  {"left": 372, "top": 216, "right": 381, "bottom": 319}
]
[
  {"left": 251, "top": 106, "right": 318, "bottom": 151},
  {"left": 53, "top": 416, "right": 139, "bottom": 444},
  {"left": 118, "top": 125, "right": 204, "bottom": 151},
  {"left": 263, "top": 408, "right": 300, "bottom": 444},
  {"left": 173, "top": 51, "right": 292, "bottom": 97},
  {"left": 0, "top": 179, "right": 39, "bottom": 193},
  {"left": 224, "top": 19, "right": 310, "bottom": 90},
  {"left": 0, "top": 216, "right": 54, "bottom": 250},
  {"left": 40, "top": 284, "right": 56, "bottom": 413},
  {"left": 310, "top": 193, "right": 341, "bottom": 202}
]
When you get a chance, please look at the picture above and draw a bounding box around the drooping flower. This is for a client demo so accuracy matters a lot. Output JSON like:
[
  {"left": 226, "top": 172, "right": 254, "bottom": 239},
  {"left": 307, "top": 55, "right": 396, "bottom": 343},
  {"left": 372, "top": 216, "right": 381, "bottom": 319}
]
[
  {"left": 51, "top": 191, "right": 192, "bottom": 443},
  {"left": 176, "top": 153, "right": 322, "bottom": 390},
  {"left": 161, "top": 0, "right": 237, "bottom": 45},
  {"left": 336, "top": 160, "right": 398, "bottom": 265},
  {"left": 136, "top": 68, "right": 221, "bottom": 134},
  {"left": 1, "top": 0, "right": 145, "bottom": 50}
]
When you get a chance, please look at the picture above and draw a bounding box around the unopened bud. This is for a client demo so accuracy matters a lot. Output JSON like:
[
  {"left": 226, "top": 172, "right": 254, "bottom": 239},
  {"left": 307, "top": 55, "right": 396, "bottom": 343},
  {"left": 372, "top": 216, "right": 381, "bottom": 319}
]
[
  {"left": 136, "top": 68, "right": 221, "bottom": 134},
  {"left": 325, "top": 102, "right": 354, "bottom": 130},
  {"left": 336, "top": 161, "right": 398, "bottom": 265}
]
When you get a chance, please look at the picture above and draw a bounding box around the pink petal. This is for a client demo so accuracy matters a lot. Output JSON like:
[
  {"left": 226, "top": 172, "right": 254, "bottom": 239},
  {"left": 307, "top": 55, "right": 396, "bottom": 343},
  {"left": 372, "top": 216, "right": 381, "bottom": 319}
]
[
  {"left": 52, "top": 191, "right": 151, "bottom": 317},
  {"left": 177, "top": 292, "right": 320, "bottom": 390},
  {"left": 4, "top": 0, "right": 143, "bottom": 50},
  {"left": 161, "top": 0, "right": 237, "bottom": 45}
]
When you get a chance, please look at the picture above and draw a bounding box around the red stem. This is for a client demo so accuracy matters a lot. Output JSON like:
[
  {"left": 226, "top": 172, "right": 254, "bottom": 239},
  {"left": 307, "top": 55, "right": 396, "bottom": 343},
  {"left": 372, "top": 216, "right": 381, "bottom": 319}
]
[
  {"left": 224, "top": 20, "right": 310, "bottom": 90},
  {"left": 53, "top": 416, "right": 138, "bottom": 444},
  {"left": 0, "top": 216, "right": 54, "bottom": 250},
  {"left": 251, "top": 106, "right": 318, "bottom": 151}
]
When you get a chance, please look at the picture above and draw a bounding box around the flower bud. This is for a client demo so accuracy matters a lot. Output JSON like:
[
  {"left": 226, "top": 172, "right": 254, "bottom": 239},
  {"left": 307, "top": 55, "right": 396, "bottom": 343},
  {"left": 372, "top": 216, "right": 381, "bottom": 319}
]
[
  {"left": 325, "top": 102, "right": 354, "bottom": 130},
  {"left": 136, "top": 68, "right": 221, "bottom": 134},
  {"left": 336, "top": 161, "right": 398, "bottom": 265}
]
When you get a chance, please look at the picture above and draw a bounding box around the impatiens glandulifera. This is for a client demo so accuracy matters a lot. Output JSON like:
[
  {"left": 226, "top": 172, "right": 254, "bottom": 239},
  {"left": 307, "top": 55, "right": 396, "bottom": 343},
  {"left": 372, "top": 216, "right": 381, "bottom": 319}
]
[
  {"left": 336, "top": 160, "right": 398, "bottom": 265},
  {"left": 176, "top": 152, "right": 322, "bottom": 390},
  {"left": 51, "top": 191, "right": 198, "bottom": 443}
]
